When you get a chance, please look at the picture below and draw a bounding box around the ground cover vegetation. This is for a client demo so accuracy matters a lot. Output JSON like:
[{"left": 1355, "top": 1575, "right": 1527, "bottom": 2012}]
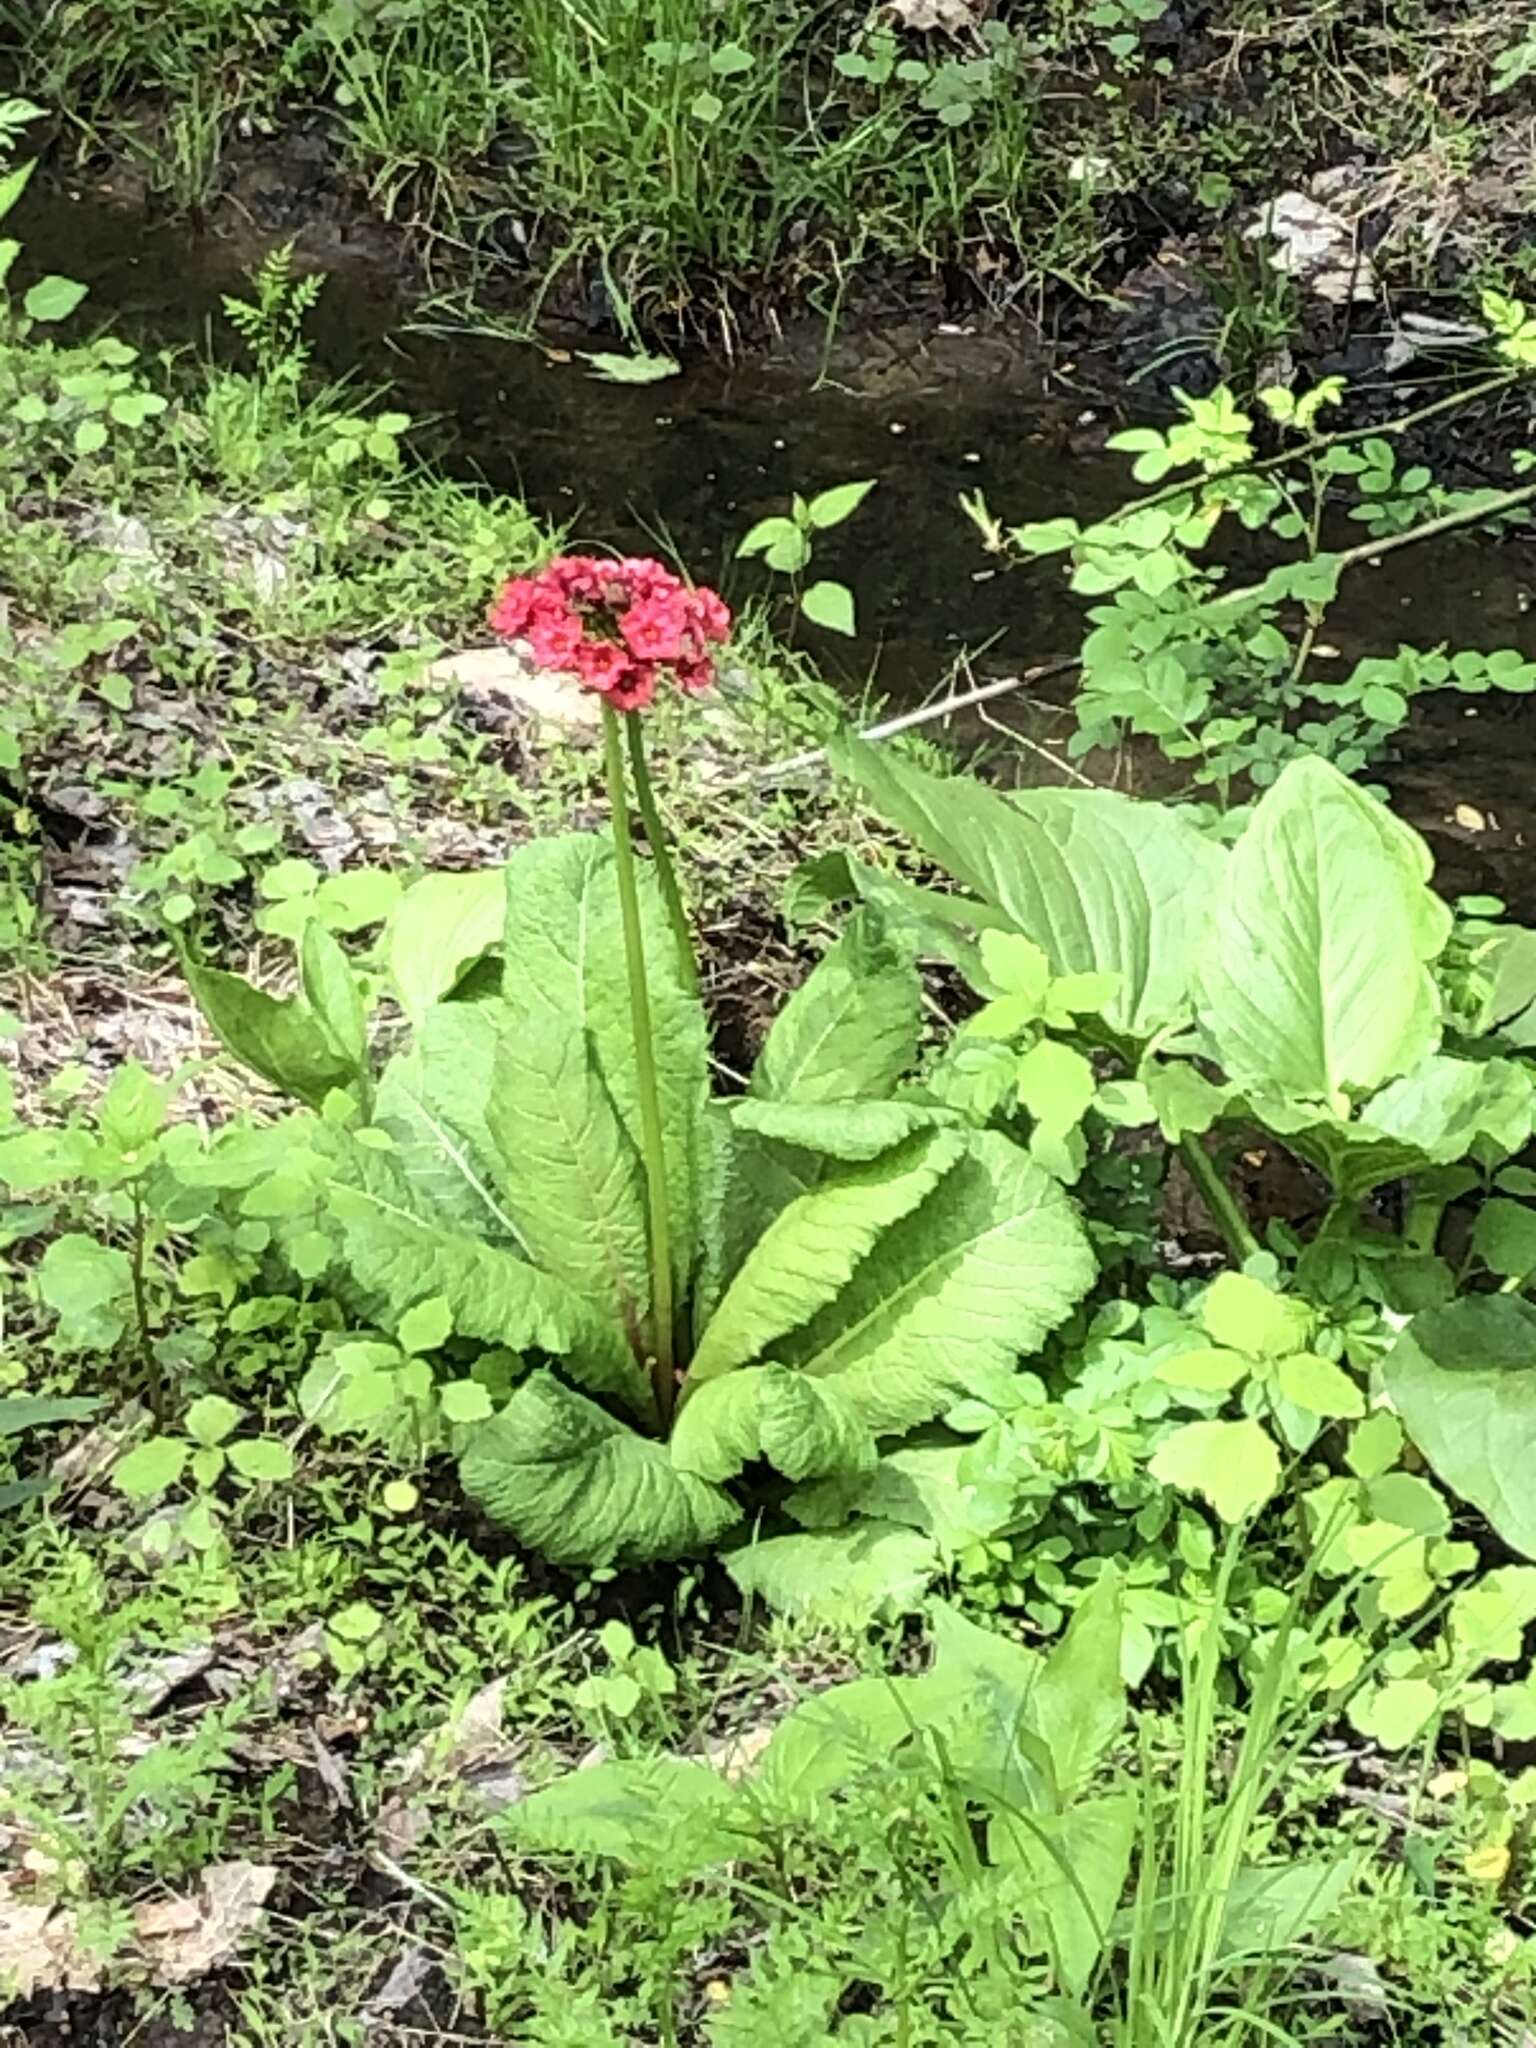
[
  {"left": 8, "top": 93, "right": 1536, "bottom": 2048},
  {"left": 3, "top": 1, "right": 1536, "bottom": 345}
]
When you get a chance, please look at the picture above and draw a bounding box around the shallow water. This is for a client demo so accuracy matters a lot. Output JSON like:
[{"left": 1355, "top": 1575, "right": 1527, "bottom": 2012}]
[{"left": 20, "top": 179, "right": 1536, "bottom": 908}]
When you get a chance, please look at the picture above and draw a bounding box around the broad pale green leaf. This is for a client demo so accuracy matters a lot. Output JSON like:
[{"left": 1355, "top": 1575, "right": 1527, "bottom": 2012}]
[
  {"left": 752, "top": 1670, "right": 961, "bottom": 1815},
  {"left": 800, "top": 580, "right": 857, "bottom": 636},
  {"left": 1193, "top": 758, "right": 1446, "bottom": 1106},
  {"left": 821, "top": 1441, "right": 1016, "bottom": 1556},
  {"left": 502, "top": 835, "right": 709, "bottom": 1299},
  {"left": 1382, "top": 1296, "right": 1536, "bottom": 1557},
  {"left": 374, "top": 1002, "right": 522, "bottom": 1243},
  {"left": 730, "top": 1097, "right": 951, "bottom": 1160},
  {"left": 23, "top": 274, "right": 87, "bottom": 323},
  {"left": 1148, "top": 1418, "right": 1281, "bottom": 1523},
  {"left": 1276, "top": 1351, "right": 1364, "bottom": 1419},
  {"left": 329, "top": 1138, "right": 649, "bottom": 1417},
  {"left": 782, "top": 1132, "right": 1097, "bottom": 1433},
  {"left": 1026, "top": 1576, "right": 1126, "bottom": 1807},
  {"left": 300, "top": 920, "right": 367, "bottom": 1074},
  {"left": 833, "top": 735, "right": 1223, "bottom": 1042},
  {"left": 690, "top": 1129, "right": 965, "bottom": 1383},
  {"left": 182, "top": 955, "right": 358, "bottom": 1109},
  {"left": 460, "top": 1372, "right": 738, "bottom": 1564},
  {"left": 1200, "top": 1272, "right": 1312, "bottom": 1358},
  {"left": 723, "top": 1523, "right": 941, "bottom": 1625},
  {"left": 750, "top": 909, "right": 920, "bottom": 1104},
  {"left": 36, "top": 1233, "right": 130, "bottom": 1350},
  {"left": 503, "top": 1757, "right": 740, "bottom": 1873},
  {"left": 113, "top": 1437, "right": 189, "bottom": 1499},
  {"left": 989, "top": 1795, "right": 1136, "bottom": 1997},
  {"left": 670, "top": 1366, "right": 875, "bottom": 1484},
  {"left": 485, "top": 1005, "right": 651, "bottom": 1336},
  {"left": 386, "top": 867, "right": 506, "bottom": 1022}
]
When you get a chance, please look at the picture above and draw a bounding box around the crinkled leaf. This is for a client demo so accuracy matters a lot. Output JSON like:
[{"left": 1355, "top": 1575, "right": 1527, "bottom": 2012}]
[
  {"left": 750, "top": 909, "right": 920, "bottom": 1104},
  {"left": 460, "top": 1372, "right": 738, "bottom": 1564},
  {"left": 690, "top": 1129, "right": 964, "bottom": 1383},
  {"left": 1194, "top": 758, "right": 1447, "bottom": 1106},
  {"left": 374, "top": 1002, "right": 522, "bottom": 1243},
  {"left": 670, "top": 1367, "right": 876, "bottom": 1484},
  {"left": 729, "top": 1096, "right": 952, "bottom": 1160},
  {"left": 723, "top": 1523, "right": 941, "bottom": 1625},
  {"left": 329, "top": 1137, "right": 648, "bottom": 1417},
  {"left": 782, "top": 1132, "right": 1096, "bottom": 1433},
  {"left": 833, "top": 735, "right": 1223, "bottom": 1042}
]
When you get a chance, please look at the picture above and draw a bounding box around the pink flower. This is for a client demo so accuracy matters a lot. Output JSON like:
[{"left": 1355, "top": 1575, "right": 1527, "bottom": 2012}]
[{"left": 486, "top": 556, "right": 729, "bottom": 713}]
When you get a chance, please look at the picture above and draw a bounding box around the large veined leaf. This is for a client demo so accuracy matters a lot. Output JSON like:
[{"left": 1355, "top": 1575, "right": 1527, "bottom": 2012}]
[
  {"left": 670, "top": 1366, "right": 876, "bottom": 1484},
  {"left": 373, "top": 1002, "right": 523, "bottom": 1242},
  {"left": 1382, "top": 1297, "right": 1536, "bottom": 1558},
  {"left": 502, "top": 835, "right": 709, "bottom": 1299},
  {"left": 723, "top": 1523, "right": 942, "bottom": 1625},
  {"left": 459, "top": 1372, "right": 739, "bottom": 1564},
  {"left": 750, "top": 908, "right": 920, "bottom": 1103},
  {"left": 328, "top": 1138, "right": 650, "bottom": 1418},
  {"left": 779, "top": 1132, "right": 1097, "bottom": 1433},
  {"left": 485, "top": 1006, "right": 650, "bottom": 1339},
  {"left": 729, "top": 1097, "right": 954, "bottom": 1161},
  {"left": 833, "top": 734, "right": 1223, "bottom": 1042},
  {"left": 386, "top": 868, "right": 507, "bottom": 1023},
  {"left": 1193, "top": 758, "right": 1447, "bottom": 1107},
  {"left": 689, "top": 1129, "right": 966, "bottom": 1384}
]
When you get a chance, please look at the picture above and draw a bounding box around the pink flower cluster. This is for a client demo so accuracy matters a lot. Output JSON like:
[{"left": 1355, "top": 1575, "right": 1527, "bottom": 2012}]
[{"left": 488, "top": 555, "right": 731, "bottom": 714}]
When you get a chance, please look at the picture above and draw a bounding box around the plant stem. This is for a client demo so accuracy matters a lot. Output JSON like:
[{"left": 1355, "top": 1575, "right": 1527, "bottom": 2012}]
[
  {"left": 1177, "top": 1134, "right": 1260, "bottom": 1264},
  {"left": 625, "top": 709, "right": 700, "bottom": 1000},
  {"left": 602, "top": 703, "right": 676, "bottom": 1428},
  {"left": 128, "top": 1183, "right": 165, "bottom": 1424}
]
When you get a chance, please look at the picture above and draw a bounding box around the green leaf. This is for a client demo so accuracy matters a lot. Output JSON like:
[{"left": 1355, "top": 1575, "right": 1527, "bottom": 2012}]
[
  {"left": 1473, "top": 1198, "right": 1536, "bottom": 1280},
  {"left": 833, "top": 737, "right": 1223, "bottom": 1042},
  {"left": 184, "top": 1394, "right": 241, "bottom": 1447},
  {"left": 504, "top": 1757, "right": 740, "bottom": 1874},
  {"left": 0, "top": 158, "right": 37, "bottom": 223},
  {"left": 460, "top": 1373, "right": 739, "bottom": 1565},
  {"left": 227, "top": 1438, "right": 295, "bottom": 1483},
  {"left": 485, "top": 1003, "right": 651, "bottom": 1335},
  {"left": 782, "top": 1133, "right": 1097, "bottom": 1434},
  {"left": 300, "top": 920, "right": 367, "bottom": 1075},
  {"left": 798, "top": 581, "right": 857, "bottom": 636},
  {"left": 750, "top": 909, "right": 920, "bottom": 1105},
  {"left": 36, "top": 1233, "right": 130, "bottom": 1350},
  {"left": 181, "top": 955, "right": 358, "bottom": 1109},
  {"left": 329, "top": 1137, "right": 649, "bottom": 1418},
  {"left": 736, "top": 515, "right": 801, "bottom": 560},
  {"left": 397, "top": 1294, "right": 453, "bottom": 1354},
  {"left": 1349, "top": 1675, "right": 1439, "bottom": 1750},
  {"left": 23, "top": 274, "right": 88, "bottom": 323},
  {"left": 1027, "top": 1576, "right": 1126, "bottom": 1806},
  {"left": 805, "top": 480, "right": 877, "bottom": 529},
  {"left": 1383, "top": 1297, "right": 1536, "bottom": 1558},
  {"left": 114, "top": 1437, "right": 190, "bottom": 1499},
  {"left": 730, "top": 1097, "right": 950, "bottom": 1161},
  {"left": 1193, "top": 758, "right": 1447, "bottom": 1107},
  {"left": 0, "top": 1395, "right": 97, "bottom": 1439},
  {"left": 374, "top": 1003, "right": 522, "bottom": 1242},
  {"left": 690, "top": 1129, "right": 965, "bottom": 1384},
  {"left": 1155, "top": 1347, "right": 1249, "bottom": 1392},
  {"left": 990, "top": 1794, "right": 1136, "bottom": 1997},
  {"left": 723, "top": 1523, "right": 941, "bottom": 1625},
  {"left": 440, "top": 1379, "right": 494, "bottom": 1423},
  {"left": 384, "top": 868, "right": 506, "bottom": 1023},
  {"left": 1276, "top": 1351, "right": 1365, "bottom": 1419},
  {"left": 578, "top": 350, "right": 681, "bottom": 385},
  {"left": 1218, "top": 1860, "right": 1357, "bottom": 1961},
  {"left": 1200, "top": 1273, "right": 1312, "bottom": 1358},
  {"left": 501, "top": 835, "right": 709, "bottom": 1307},
  {"left": 1148, "top": 1418, "right": 1281, "bottom": 1522},
  {"left": 671, "top": 1366, "right": 875, "bottom": 1484}
]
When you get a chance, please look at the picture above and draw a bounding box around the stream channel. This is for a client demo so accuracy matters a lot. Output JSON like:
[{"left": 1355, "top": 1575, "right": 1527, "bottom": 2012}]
[{"left": 19, "top": 179, "right": 1536, "bottom": 914}]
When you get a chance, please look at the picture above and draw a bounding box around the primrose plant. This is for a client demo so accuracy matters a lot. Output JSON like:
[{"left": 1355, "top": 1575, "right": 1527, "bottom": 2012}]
[{"left": 181, "top": 557, "right": 1096, "bottom": 1587}]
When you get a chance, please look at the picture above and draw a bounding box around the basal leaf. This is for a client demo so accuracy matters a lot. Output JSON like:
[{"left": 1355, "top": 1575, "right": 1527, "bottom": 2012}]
[
  {"left": 485, "top": 1005, "right": 651, "bottom": 1339},
  {"left": 1025, "top": 1576, "right": 1126, "bottom": 1806},
  {"left": 833, "top": 735, "right": 1223, "bottom": 1043},
  {"left": 782, "top": 1132, "right": 1096, "bottom": 1433},
  {"left": 374, "top": 1002, "right": 524, "bottom": 1243},
  {"left": 670, "top": 1366, "right": 876, "bottom": 1484},
  {"left": 750, "top": 908, "right": 920, "bottom": 1104},
  {"left": 502, "top": 834, "right": 709, "bottom": 1300},
  {"left": 723, "top": 1523, "right": 941, "bottom": 1625},
  {"left": 329, "top": 1137, "right": 649, "bottom": 1418},
  {"left": 1382, "top": 1296, "right": 1536, "bottom": 1558},
  {"left": 989, "top": 1794, "right": 1136, "bottom": 1998},
  {"left": 386, "top": 867, "right": 506, "bottom": 1022},
  {"left": 459, "top": 1372, "right": 739, "bottom": 1564},
  {"left": 1193, "top": 758, "right": 1446, "bottom": 1107},
  {"left": 730, "top": 1097, "right": 952, "bottom": 1160},
  {"left": 689, "top": 1129, "right": 965, "bottom": 1384}
]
